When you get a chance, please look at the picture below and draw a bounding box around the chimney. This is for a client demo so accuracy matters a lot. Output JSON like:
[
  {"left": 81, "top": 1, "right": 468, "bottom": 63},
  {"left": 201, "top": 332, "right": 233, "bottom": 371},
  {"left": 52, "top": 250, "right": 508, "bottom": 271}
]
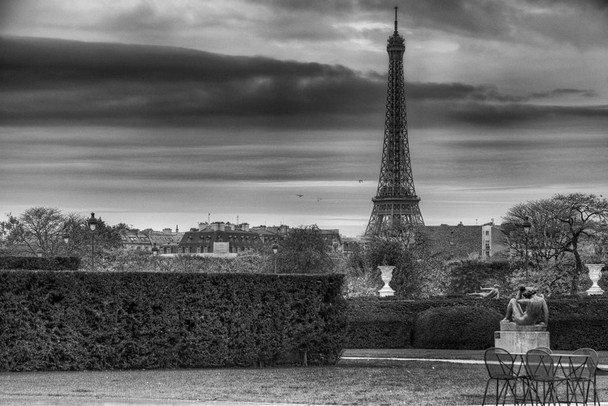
[{"left": 212, "top": 222, "right": 226, "bottom": 232}]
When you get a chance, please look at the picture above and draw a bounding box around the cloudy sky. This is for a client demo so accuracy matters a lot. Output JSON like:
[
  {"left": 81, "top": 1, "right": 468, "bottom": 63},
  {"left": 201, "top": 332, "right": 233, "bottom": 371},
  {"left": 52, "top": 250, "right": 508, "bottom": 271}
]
[{"left": 1, "top": 0, "right": 607, "bottom": 236}]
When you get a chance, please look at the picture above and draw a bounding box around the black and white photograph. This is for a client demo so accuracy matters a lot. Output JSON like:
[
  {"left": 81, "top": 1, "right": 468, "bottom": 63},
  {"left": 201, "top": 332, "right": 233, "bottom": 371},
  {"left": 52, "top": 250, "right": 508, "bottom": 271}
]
[{"left": 1, "top": 1, "right": 608, "bottom": 405}]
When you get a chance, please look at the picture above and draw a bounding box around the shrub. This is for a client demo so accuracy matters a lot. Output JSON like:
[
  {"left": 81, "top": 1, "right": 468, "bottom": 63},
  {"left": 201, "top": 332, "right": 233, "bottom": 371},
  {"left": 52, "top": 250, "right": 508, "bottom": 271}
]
[
  {"left": 413, "top": 305, "right": 502, "bottom": 350},
  {"left": 95, "top": 250, "right": 268, "bottom": 273},
  {"left": 345, "top": 297, "right": 608, "bottom": 350},
  {"left": 0, "top": 256, "right": 80, "bottom": 270},
  {"left": 0, "top": 271, "right": 346, "bottom": 371},
  {"left": 345, "top": 298, "right": 416, "bottom": 348},
  {"left": 546, "top": 297, "right": 608, "bottom": 351}
]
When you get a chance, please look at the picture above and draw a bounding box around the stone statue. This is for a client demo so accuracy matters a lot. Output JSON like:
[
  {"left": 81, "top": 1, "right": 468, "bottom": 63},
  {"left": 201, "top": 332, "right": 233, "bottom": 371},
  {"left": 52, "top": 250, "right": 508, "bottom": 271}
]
[
  {"left": 467, "top": 284, "right": 500, "bottom": 299},
  {"left": 502, "top": 286, "right": 549, "bottom": 327}
]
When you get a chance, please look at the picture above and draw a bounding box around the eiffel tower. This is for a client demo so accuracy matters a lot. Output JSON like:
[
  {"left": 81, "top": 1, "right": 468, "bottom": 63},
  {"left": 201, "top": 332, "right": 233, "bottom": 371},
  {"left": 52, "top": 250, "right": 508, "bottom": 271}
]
[{"left": 365, "top": 7, "right": 424, "bottom": 236}]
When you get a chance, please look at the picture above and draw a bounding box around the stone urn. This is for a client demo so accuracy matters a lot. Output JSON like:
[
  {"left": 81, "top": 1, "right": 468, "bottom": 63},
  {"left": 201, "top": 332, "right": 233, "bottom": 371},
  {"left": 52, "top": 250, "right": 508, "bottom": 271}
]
[
  {"left": 378, "top": 265, "right": 396, "bottom": 297},
  {"left": 585, "top": 263, "right": 605, "bottom": 296}
]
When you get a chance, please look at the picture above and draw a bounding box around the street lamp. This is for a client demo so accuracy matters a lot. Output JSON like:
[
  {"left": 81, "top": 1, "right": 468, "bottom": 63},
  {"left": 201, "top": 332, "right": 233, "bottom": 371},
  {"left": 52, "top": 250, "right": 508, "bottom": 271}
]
[
  {"left": 272, "top": 243, "right": 278, "bottom": 274},
  {"left": 88, "top": 213, "right": 98, "bottom": 271},
  {"left": 523, "top": 216, "right": 532, "bottom": 280},
  {"left": 151, "top": 242, "right": 159, "bottom": 271}
]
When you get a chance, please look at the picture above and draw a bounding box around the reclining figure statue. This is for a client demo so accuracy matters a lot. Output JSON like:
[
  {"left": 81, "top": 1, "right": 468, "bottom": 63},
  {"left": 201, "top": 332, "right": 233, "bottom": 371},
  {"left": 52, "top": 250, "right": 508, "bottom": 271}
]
[
  {"left": 502, "top": 286, "right": 549, "bottom": 327},
  {"left": 467, "top": 285, "right": 500, "bottom": 299}
]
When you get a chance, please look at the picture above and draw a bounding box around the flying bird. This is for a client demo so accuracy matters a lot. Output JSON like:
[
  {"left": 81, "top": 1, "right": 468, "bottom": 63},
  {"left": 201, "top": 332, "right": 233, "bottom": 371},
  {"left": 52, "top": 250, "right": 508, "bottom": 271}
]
[{"left": 296, "top": 194, "right": 304, "bottom": 198}]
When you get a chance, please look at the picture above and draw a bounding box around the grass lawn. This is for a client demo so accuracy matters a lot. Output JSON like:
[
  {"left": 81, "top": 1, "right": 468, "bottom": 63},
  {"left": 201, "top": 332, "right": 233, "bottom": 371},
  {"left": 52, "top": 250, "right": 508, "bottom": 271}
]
[{"left": 5, "top": 359, "right": 607, "bottom": 405}]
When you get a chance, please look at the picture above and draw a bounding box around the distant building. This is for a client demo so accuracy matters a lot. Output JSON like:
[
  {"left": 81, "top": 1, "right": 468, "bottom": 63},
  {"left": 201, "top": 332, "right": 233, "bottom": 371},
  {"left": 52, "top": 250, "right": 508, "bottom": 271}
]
[
  {"left": 148, "top": 228, "right": 184, "bottom": 254},
  {"left": 422, "top": 223, "right": 482, "bottom": 260},
  {"left": 119, "top": 220, "right": 342, "bottom": 257},
  {"left": 481, "top": 220, "right": 509, "bottom": 260},
  {"left": 178, "top": 222, "right": 263, "bottom": 255},
  {"left": 120, "top": 229, "right": 152, "bottom": 251},
  {"left": 120, "top": 227, "right": 184, "bottom": 253},
  {"left": 178, "top": 222, "right": 342, "bottom": 256},
  {"left": 249, "top": 225, "right": 282, "bottom": 245}
]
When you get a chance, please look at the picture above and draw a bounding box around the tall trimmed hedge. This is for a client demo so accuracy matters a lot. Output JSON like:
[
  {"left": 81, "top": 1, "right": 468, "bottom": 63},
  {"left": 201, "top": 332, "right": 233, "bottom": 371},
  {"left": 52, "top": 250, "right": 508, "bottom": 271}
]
[
  {"left": 346, "top": 296, "right": 608, "bottom": 350},
  {"left": 0, "top": 271, "right": 346, "bottom": 371},
  {"left": 0, "top": 256, "right": 80, "bottom": 270}
]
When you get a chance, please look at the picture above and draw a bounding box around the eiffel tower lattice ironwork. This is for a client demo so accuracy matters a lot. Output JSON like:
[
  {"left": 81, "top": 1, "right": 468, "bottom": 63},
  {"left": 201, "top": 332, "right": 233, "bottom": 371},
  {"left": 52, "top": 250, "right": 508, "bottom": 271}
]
[{"left": 365, "top": 7, "right": 424, "bottom": 236}]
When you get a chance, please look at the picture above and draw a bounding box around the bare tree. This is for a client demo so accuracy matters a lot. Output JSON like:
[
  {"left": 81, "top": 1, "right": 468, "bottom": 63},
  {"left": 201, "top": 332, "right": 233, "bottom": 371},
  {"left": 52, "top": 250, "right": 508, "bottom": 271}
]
[
  {"left": 4, "top": 207, "right": 123, "bottom": 260},
  {"left": 504, "top": 193, "right": 608, "bottom": 294},
  {"left": 6, "top": 207, "right": 67, "bottom": 257}
]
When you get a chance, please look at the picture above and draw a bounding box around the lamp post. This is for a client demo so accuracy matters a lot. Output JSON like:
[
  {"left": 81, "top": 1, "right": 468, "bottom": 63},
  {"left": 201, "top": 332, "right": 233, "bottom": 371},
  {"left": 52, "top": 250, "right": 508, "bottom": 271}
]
[
  {"left": 88, "top": 213, "right": 98, "bottom": 271},
  {"left": 272, "top": 243, "right": 278, "bottom": 274},
  {"left": 151, "top": 242, "right": 159, "bottom": 271},
  {"left": 523, "top": 216, "right": 532, "bottom": 280}
]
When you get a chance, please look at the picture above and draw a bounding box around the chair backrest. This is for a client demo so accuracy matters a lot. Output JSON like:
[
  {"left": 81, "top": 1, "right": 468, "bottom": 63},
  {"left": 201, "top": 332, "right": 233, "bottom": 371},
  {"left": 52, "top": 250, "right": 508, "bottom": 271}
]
[
  {"left": 484, "top": 347, "right": 517, "bottom": 379},
  {"left": 525, "top": 348, "right": 556, "bottom": 379},
  {"left": 573, "top": 348, "right": 599, "bottom": 379},
  {"left": 535, "top": 346, "right": 552, "bottom": 353}
]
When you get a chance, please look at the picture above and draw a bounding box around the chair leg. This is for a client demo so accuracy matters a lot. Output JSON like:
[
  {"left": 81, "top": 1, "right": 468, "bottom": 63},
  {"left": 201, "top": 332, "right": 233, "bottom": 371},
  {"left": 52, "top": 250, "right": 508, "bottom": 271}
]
[
  {"left": 482, "top": 379, "right": 491, "bottom": 406},
  {"left": 519, "top": 379, "right": 532, "bottom": 406}
]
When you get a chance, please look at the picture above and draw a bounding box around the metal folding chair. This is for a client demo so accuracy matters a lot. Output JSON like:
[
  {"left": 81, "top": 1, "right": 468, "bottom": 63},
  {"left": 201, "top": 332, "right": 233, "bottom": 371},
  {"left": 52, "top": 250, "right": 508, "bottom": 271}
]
[
  {"left": 570, "top": 348, "right": 602, "bottom": 406},
  {"left": 596, "top": 365, "right": 608, "bottom": 406},
  {"left": 483, "top": 347, "right": 528, "bottom": 405},
  {"left": 525, "top": 348, "right": 570, "bottom": 405}
]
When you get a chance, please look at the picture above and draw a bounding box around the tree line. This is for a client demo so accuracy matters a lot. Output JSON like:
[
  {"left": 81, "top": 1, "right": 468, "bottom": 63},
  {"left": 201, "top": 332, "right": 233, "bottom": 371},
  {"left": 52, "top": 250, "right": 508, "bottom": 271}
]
[{"left": 2, "top": 192, "right": 607, "bottom": 297}]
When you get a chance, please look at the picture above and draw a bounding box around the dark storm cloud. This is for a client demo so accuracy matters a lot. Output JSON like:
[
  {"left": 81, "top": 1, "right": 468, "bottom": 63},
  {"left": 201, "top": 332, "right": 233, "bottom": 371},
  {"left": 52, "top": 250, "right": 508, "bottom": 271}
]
[
  {"left": 0, "top": 36, "right": 384, "bottom": 127},
  {"left": 407, "top": 83, "right": 606, "bottom": 127},
  {"left": 2, "top": 36, "right": 605, "bottom": 130},
  {"left": 530, "top": 88, "right": 598, "bottom": 99},
  {"left": 440, "top": 102, "right": 608, "bottom": 127},
  {"left": 250, "top": 0, "right": 608, "bottom": 51},
  {"left": 408, "top": 82, "right": 525, "bottom": 103},
  {"left": 354, "top": 0, "right": 608, "bottom": 47}
]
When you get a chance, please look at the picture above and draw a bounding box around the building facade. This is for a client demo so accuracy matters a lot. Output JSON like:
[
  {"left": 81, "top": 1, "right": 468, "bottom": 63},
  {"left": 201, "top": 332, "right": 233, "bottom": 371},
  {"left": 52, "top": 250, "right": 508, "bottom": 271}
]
[{"left": 481, "top": 221, "right": 510, "bottom": 260}]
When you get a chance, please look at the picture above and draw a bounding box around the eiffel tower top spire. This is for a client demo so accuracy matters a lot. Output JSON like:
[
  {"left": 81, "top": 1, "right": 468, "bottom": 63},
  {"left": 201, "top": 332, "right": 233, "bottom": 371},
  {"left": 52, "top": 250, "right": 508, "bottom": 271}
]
[
  {"left": 394, "top": 6, "right": 398, "bottom": 33},
  {"left": 388, "top": 6, "right": 405, "bottom": 49}
]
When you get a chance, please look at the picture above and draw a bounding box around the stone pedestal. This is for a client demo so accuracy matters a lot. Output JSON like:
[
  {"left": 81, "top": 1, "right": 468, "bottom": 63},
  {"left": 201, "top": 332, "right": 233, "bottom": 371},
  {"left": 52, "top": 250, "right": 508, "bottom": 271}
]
[{"left": 494, "top": 321, "right": 549, "bottom": 354}]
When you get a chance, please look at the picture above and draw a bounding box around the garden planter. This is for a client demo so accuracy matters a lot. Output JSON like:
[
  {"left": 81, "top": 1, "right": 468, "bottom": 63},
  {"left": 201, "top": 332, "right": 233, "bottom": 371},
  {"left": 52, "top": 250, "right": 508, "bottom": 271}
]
[
  {"left": 586, "top": 263, "right": 605, "bottom": 296},
  {"left": 378, "top": 265, "right": 395, "bottom": 297}
]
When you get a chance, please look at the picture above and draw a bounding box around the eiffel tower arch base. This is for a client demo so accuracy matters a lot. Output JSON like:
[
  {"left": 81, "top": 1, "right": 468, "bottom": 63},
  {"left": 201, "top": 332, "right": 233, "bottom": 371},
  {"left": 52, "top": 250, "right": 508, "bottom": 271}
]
[{"left": 365, "top": 197, "right": 424, "bottom": 236}]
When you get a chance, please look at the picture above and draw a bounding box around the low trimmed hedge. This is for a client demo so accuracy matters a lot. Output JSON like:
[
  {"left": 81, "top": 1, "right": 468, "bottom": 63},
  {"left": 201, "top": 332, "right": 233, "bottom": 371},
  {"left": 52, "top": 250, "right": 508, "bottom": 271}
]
[
  {"left": 413, "top": 305, "right": 502, "bottom": 349},
  {"left": 0, "top": 271, "right": 346, "bottom": 371},
  {"left": 0, "top": 256, "right": 80, "bottom": 270},
  {"left": 346, "top": 296, "right": 608, "bottom": 350}
]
